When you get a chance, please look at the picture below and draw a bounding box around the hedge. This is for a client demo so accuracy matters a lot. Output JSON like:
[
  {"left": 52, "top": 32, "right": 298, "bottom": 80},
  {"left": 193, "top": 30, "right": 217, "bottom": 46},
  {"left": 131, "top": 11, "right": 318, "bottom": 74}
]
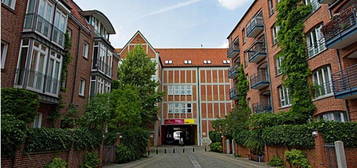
[
  {"left": 1, "top": 88, "right": 39, "bottom": 123},
  {"left": 120, "top": 127, "right": 149, "bottom": 159},
  {"left": 248, "top": 112, "right": 307, "bottom": 129},
  {"left": 262, "top": 124, "right": 315, "bottom": 148},
  {"left": 25, "top": 128, "right": 101, "bottom": 153},
  {"left": 314, "top": 121, "right": 357, "bottom": 147},
  {"left": 1, "top": 114, "right": 27, "bottom": 157}
]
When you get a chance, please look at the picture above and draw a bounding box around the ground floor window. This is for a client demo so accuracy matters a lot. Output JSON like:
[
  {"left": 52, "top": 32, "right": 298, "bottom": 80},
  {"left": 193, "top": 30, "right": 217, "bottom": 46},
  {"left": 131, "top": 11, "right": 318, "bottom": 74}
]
[
  {"left": 33, "top": 113, "right": 42, "bottom": 128},
  {"left": 318, "top": 111, "right": 348, "bottom": 122}
]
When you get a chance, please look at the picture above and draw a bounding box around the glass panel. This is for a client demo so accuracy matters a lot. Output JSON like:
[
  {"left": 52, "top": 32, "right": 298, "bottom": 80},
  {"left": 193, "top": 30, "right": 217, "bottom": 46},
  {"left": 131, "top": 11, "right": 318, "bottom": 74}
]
[
  {"left": 53, "top": 61, "right": 60, "bottom": 94},
  {"left": 46, "top": 58, "right": 54, "bottom": 92},
  {"left": 28, "top": 50, "right": 38, "bottom": 88}
]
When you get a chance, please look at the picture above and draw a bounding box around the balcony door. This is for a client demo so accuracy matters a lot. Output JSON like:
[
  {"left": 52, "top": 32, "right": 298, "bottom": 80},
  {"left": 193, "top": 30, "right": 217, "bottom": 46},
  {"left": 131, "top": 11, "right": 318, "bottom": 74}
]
[
  {"left": 27, "top": 41, "right": 48, "bottom": 92},
  {"left": 36, "top": 0, "right": 54, "bottom": 38},
  {"left": 45, "top": 51, "right": 62, "bottom": 96}
]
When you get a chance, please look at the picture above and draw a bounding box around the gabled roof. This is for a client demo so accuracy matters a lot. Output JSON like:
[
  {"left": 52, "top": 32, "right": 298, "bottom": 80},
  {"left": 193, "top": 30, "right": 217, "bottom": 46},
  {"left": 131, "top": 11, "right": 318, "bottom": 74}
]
[
  {"left": 157, "top": 48, "right": 229, "bottom": 67},
  {"left": 81, "top": 10, "right": 116, "bottom": 34},
  {"left": 118, "top": 30, "right": 157, "bottom": 56}
]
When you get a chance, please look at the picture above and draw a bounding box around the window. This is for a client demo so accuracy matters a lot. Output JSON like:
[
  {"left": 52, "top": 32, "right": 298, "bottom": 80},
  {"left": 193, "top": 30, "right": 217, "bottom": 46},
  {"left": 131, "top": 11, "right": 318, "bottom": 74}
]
[
  {"left": 2, "top": 0, "right": 16, "bottom": 9},
  {"left": 268, "top": 0, "right": 274, "bottom": 16},
  {"left": 319, "top": 111, "right": 348, "bottom": 122},
  {"left": 33, "top": 113, "right": 42, "bottom": 128},
  {"left": 45, "top": 51, "right": 62, "bottom": 95},
  {"left": 1, "top": 41, "right": 8, "bottom": 69},
  {"left": 203, "top": 60, "right": 212, "bottom": 64},
  {"left": 304, "top": 0, "right": 319, "bottom": 12},
  {"left": 306, "top": 24, "right": 326, "bottom": 57},
  {"left": 37, "top": 0, "right": 54, "bottom": 38},
  {"left": 79, "top": 79, "right": 85, "bottom": 96},
  {"left": 279, "top": 85, "right": 291, "bottom": 107},
  {"left": 223, "top": 60, "right": 230, "bottom": 64},
  {"left": 271, "top": 24, "right": 280, "bottom": 45},
  {"left": 312, "top": 66, "right": 332, "bottom": 98},
  {"left": 168, "top": 103, "right": 192, "bottom": 113},
  {"left": 83, "top": 42, "right": 89, "bottom": 58},
  {"left": 184, "top": 60, "right": 192, "bottom": 64},
  {"left": 242, "top": 28, "right": 247, "bottom": 43},
  {"left": 53, "top": 8, "right": 67, "bottom": 45},
  {"left": 168, "top": 85, "right": 192, "bottom": 95},
  {"left": 275, "top": 56, "right": 283, "bottom": 75},
  {"left": 27, "top": 41, "right": 48, "bottom": 91}
]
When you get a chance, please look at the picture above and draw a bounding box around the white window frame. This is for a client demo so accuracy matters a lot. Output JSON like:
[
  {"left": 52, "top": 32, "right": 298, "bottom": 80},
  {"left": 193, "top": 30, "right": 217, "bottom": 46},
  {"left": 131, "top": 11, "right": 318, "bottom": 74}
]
[
  {"left": 275, "top": 56, "right": 283, "bottom": 75},
  {"left": 2, "top": 0, "right": 16, "bottom": 9},
  {"left": 307, "top": 24, "right": 326, "bottom": 58},
  {"left": 33, "top": 113, "right": 42, "bottom": 128},
  {"left": 168, "top": 85, "right": 192, "bottom": 95},
  {"left": 304, "top": 0, "right": 320, "bottom": 12},
  {"left": 319, "top": 111, "right": 348, "bottom": 122},
  {"left": 79, "top": 79, "right": 85, "bottom": 96},
  {"left": 279, "top": 85, "right": 291, "bottom": 107},
  {"left": 312, "top": 66, "right": 333, "bottom": 98},
  {"left": 168, "top": 103, "right": 192, "bottom": 113},
  {"left": 45, "top": 50, "right": 62, "bottom": 96},
  {"left": 83, "top": 42, "right": 89, "bottom": 58},
  {"left": 27, "top": 41, "right": 48, "bottom": 92},
  {"left": 1, "top": 41, "right": 9, "bottom": 69},
  {"left": 272, "top": 25, "right": 280, "bottom": 45}
]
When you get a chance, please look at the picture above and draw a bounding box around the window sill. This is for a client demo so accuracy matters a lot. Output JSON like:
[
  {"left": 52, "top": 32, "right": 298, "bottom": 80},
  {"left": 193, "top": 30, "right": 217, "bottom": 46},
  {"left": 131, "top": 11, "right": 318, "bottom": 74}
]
[
  {"left": 79, "top": 94, "right": 85, "bottom": 98},
  {"left": 1, "top": 4, "right": 16, "bottom": 14},
  {"left": 83, "top": 56, "right": 89, "bottom": 60},
  {"left": 312, "top": 93, "right": 334, "bottom": 102},
  {"left": 307, "top": 48, "right": 327, "bottom": 60},
  {"left": 275, "top": 73, "right": 282, "bottom": 78},
  {"left": 279, "top": 104, "right": 292, "bottom": 109}
]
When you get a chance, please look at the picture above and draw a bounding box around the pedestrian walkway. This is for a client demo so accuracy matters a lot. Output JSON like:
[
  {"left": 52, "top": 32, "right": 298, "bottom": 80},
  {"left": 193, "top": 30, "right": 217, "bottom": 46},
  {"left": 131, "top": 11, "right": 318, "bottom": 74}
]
[{"left": 105, "top": 146, "right": 271, "bottom": 168}]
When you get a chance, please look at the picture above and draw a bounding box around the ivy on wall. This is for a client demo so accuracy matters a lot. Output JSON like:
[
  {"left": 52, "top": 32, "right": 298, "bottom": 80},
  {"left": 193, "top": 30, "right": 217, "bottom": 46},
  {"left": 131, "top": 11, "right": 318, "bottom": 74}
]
[{"left": 276, "top": 0, "right": 315, "bottom": 119}]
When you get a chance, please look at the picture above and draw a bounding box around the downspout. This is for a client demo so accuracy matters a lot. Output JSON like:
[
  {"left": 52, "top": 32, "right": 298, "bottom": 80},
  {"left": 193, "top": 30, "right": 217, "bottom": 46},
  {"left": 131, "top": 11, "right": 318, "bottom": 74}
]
[
  {"left": 71, "top": 26, "right": 81, "bottom": 104},
  {"left": 196, "top": 67, "right": 202, "bottom": 146}
]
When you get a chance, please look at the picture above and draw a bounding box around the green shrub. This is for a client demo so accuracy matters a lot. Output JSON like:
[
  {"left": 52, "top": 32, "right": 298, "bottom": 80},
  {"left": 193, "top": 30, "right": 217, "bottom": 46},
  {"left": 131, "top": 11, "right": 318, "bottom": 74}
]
[
  {"left": 25, "top": 128, "right": 101, "bottom": 153},
  {"left": 248, "top": 112, "right": 307, "bottom": 129},
  {"left": 209, "top": 131, "right": 222, "bottom": 143},
  {"left": 313, "top": 121, "right": 357, "bottom": 147},
  {"left": 268, "top": 156, "right": 284, "bottom": 167},
  {"left": 209, "top": 142, "right": 223, "bottom": 153},
  {"left": 285, "top": 149, "right": 311, "bottom": 168},
  {"left": 81, "top": 152, "right": 100, "bottom": 168},
  {"left": 120, "top": 127, "right": 149, "bottom": 158},
  {"left": 262, "top": 124, "right": 314, "bottom": 148},
  {"left": 44, "top": 157, "right": 67, "bottom": 168},
  {"left": 232, "top": 128, "right": 250, "bottom": 145},
  {"left": 243, "top": 129, "right": 264, "bottom": 155},
  {"left": 115, "top": 144, "right": 137, "bottom": 163},
  {"left": 1, "top": 114, "right": 27, "bottom": 157},
  {"left": 210, "top": 142, "right": 223, "bottom": 153},
  {"left": 1, "top": 88, "right": 39, "bottom": 123}
]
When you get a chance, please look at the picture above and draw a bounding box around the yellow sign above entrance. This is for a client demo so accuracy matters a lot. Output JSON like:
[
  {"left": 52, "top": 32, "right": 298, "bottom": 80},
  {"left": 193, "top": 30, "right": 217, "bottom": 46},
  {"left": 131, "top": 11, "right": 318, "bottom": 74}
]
[{"left": 184, "top": 119, "right": 195, "bottom": 124}]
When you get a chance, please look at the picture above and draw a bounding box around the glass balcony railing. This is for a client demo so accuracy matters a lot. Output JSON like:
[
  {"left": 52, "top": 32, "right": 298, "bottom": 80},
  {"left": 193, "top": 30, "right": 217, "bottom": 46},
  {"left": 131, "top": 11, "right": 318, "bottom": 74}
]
[
  {"left": 247, "top": 39, "right": 267, "bottom": 63},
  {"left": 322, "top": 7, "right": 357, "bottom": 49},
  {"left": 250, "top": 71, "right": 270, "bottom": 89},
  {"left": 252, "top": 103, "right": 272, "bottom": 114},
  {"left": 23, "top": 13, "right": 66, "bottom": 48},
  {"left": 332, "top": 64, "right": 357, "bottom": 99},
  {"left": 227, "top": 38, "right": 240, "bottom": 59},
  {"left": 93, "top": 59, "right": 112, "bottom": 77},
  {"left": 14, "top": 68, "right": 60, "bottom": 97},
  {"left": 246, "top": 16, "right": 264, "bottom": 38},
  {"left": 228, "top": 66, "right": 238, "bottom": 79},
  {"left": 229, "top": 88, "right": 239, "bottom": 100}
]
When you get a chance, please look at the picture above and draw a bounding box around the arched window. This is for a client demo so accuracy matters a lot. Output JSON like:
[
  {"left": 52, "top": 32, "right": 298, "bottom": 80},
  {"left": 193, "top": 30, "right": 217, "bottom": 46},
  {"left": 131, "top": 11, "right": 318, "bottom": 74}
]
[{"left": 318, "top": 111, "right": 348, "bottom": 122}]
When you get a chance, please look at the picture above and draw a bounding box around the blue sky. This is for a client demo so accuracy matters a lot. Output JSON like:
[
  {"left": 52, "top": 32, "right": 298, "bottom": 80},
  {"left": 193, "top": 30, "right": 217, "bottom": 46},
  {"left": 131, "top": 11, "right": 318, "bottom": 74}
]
[{"left": 75, "top": 0, "right": 254, "bottom": 48}]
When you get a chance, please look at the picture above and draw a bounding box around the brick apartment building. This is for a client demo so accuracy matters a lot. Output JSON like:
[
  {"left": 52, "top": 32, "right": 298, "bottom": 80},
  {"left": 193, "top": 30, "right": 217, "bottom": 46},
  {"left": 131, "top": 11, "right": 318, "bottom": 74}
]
[
  {"left": 118, "top": 31, "right": 232, "bottom": 146},
  {"left": 227, "top": 0, "right": 357, "bottom": 121},
  {"left": 1, "top": 0, "right": 118, "bottom": 128}
]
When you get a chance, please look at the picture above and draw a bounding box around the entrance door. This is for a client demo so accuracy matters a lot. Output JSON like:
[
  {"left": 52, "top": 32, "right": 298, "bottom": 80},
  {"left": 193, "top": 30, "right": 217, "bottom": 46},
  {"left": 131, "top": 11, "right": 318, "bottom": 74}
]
[{"left": 162, "top": 125, "right": 196, "bottom": 145}]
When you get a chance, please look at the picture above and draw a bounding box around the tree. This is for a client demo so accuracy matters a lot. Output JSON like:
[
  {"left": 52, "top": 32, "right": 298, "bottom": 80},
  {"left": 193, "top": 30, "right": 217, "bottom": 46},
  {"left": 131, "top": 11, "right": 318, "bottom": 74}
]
[{"left": 116, "top": 46, "right": 163, "bottom": 126}]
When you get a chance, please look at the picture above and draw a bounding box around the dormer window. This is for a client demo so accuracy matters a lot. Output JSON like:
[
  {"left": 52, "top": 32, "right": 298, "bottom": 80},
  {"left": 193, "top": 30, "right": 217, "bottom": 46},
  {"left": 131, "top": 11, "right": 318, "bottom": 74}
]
[
  {"left": 203, "top": 60, "right": 212, "bottom": 64},
  {"left": 165, "top": 60, "right": 173, "bottom": 64},
  {"left": 184, "top": 60, "right": 192, "bottom": 64},
  {"left": 223, "top": 60, "right": 231, "bottom": 64}
]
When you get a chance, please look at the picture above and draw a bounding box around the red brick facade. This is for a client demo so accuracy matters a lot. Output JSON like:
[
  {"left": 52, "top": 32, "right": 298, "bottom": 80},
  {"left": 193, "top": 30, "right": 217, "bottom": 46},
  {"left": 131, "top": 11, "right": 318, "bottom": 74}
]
[
  {"left": 1, "top": 0, "right": 118, "bottom": 128},
  {"left": 227, "top": 0, "right": 357, "bottom": 121}
]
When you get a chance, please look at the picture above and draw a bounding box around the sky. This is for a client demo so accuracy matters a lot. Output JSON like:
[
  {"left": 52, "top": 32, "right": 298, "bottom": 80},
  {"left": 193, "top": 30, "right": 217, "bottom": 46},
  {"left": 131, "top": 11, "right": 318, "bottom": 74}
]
[{"left": 75, "top": 0, "right": 254, "bottom": 48}]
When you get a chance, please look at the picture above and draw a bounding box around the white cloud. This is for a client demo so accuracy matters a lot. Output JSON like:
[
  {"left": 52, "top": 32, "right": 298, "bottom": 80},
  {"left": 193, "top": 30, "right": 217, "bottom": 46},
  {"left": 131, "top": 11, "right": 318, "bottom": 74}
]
[
  {"left": 217, "top": 0, "right": 251, "bottom": 10},
  {"left": 218, "top": 40, "right": 229, "bottom": 48},
  {"left": 140, "top": 0, "right": 201, "bottom": 18}
]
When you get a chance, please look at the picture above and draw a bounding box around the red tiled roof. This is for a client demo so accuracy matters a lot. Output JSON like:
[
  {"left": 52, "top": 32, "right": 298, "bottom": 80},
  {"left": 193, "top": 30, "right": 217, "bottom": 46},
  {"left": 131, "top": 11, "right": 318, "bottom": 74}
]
[
  {"left": 67, "top": 0, "right": 92, "bottom": 30},
  {"left": 156, "top": 48, "right": 229, "bottom": 67}
]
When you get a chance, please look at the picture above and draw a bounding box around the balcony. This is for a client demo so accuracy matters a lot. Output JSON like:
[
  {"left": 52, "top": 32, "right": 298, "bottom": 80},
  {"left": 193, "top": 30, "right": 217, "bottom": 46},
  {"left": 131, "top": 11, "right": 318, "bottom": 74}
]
[
  {"left": 93, "top": 59, "right": 112, "bottom": 78},
  {"left": 14, "top": 69, "right": 61, "bottom": 98},
  {"left": 250, "top": 71, "right": 270, "bottom": 89},
  {"left": 246, "top": 16, "right": 264, "bottom": 38},
  {"left": 322, "top": 7, "right": 357, "bottom": 49},
  {"left": 318, "top": 0, "right": 336, "bottom": 4},
  {"left": 252, "top": 103, "right": 272, "bottom": 114},
  {"left": 228, "top": 66, "right": 238, "bottom": 79},
  {"left": 23, "top": 13, "right": 65, "bottom": 48},
  {"left": 229, "top": 88, "right": 239, "bottom": 100},
  {"left": 247, "top": 39, "right": 267, "bottom": 63},
  {"left": 332, "top": 64, "right": 357, "bottom": 99},
  {"left": 227, "top": 38, "right": 240, "bottom": 59}
]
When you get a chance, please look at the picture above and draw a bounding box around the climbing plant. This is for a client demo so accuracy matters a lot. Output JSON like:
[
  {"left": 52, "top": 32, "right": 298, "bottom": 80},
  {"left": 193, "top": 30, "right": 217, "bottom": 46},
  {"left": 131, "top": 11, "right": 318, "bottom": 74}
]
[
  {"left": 60, "top": 33, "right": 72, "bottom": 92},
  {"left": 276, "top": 0, "right": 315, "bottom": 120}
]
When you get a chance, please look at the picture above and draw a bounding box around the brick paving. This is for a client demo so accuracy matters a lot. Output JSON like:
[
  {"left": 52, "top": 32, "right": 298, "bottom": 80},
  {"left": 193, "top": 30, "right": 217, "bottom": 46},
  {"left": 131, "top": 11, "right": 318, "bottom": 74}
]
[{"left": 105, "top": 146, "right": 271, "bottom": 168}]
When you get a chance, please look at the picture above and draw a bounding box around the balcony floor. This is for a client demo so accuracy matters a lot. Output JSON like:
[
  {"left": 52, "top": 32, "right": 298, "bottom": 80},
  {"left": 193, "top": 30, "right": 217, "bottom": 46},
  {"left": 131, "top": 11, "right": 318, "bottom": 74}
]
[
  {"left": 249, "top": 52, "right": 267, "bottom": 63},
  {"left": 326, "top": 24, "right": 357, "bottom": 49},
  {"left": 334, "top": 87, "right": 357, "bottom": 99}
]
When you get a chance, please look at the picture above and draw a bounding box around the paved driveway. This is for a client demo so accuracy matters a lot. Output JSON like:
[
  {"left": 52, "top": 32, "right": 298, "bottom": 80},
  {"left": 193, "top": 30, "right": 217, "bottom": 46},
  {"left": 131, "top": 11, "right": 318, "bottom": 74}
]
[{"left": 105, "top": 146, "right": 270, "bottom": 168}]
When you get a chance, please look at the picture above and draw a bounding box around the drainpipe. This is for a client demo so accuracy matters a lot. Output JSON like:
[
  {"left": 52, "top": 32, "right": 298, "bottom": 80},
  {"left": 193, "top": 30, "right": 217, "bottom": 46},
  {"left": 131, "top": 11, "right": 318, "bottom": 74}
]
[
  {"left": 71, "top": 26, "right": 81, "bottom": 104},
  {"left": 196, "top": 67, "right": 202, "bottom": 146}
]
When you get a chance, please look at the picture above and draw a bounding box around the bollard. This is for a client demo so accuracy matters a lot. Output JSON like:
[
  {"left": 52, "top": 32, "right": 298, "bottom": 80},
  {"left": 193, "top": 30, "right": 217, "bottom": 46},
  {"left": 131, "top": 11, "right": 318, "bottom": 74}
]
[
  {"left": 205, "top": 146, "right": 207, "bottom": 152},
  {"left": 148, "top": 150, "right": 150, "bottom": 156},
  {"left": 173, "top": 148, "right": 175, "bottom": 153},
  {"left": 183, "top": 148, "right": 185, "bottom": 153},
  {"left": 156, "top": 149, "right": 158, "bottom": 154},
  {"left": 193, "top": 147, "right": 195, "bottom": 152},
  {"left": 165, "top": 149, "right": 167, "bottom": 153}
]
